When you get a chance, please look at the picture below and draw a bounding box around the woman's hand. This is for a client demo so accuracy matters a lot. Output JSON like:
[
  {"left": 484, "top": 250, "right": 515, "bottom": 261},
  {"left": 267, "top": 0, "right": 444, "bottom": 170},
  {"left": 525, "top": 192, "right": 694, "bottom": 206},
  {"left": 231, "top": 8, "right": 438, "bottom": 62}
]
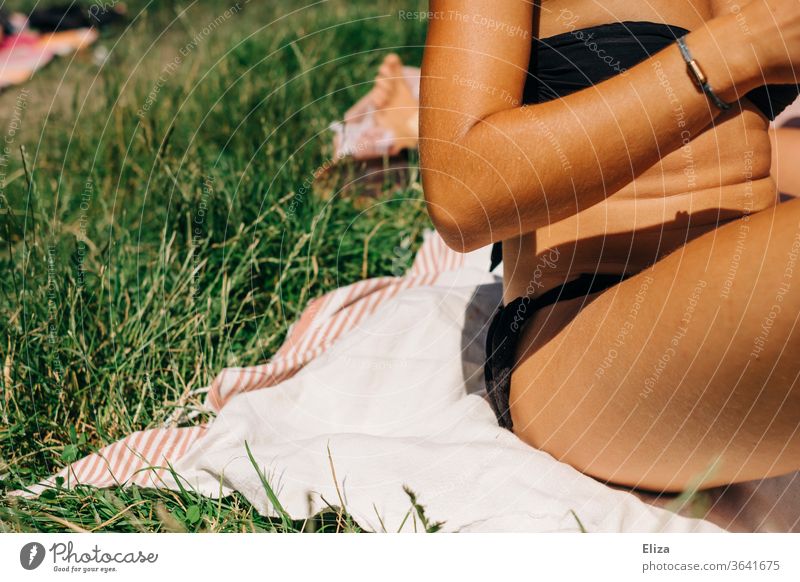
[{"left": 738, "top": 0, "right": 800, "bottom": 85}]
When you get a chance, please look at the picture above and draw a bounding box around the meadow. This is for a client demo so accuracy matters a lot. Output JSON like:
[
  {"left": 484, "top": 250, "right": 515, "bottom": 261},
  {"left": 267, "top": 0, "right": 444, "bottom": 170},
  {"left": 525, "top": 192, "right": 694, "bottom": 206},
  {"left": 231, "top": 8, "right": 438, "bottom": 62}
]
[{"left": 0, "top": 0, "right": 431, "bottom": 532}]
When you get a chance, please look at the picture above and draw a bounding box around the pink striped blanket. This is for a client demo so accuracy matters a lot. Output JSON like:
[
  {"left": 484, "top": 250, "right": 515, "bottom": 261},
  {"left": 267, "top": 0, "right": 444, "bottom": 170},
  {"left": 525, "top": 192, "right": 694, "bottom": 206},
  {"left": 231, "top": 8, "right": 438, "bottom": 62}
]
[
  {"left": 17, "top": 230, "right": 800, "bottom": 532},
  {"left": 22, "top": 231, "right": 467, "bottom": 494}
]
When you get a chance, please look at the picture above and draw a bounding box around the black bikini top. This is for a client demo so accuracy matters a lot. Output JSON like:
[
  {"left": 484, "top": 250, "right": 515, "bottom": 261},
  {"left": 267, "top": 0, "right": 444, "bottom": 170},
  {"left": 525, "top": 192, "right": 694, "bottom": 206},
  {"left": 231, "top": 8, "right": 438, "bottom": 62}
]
[
  {"left": 489, "top": 20, "right": 800, "bottom": 272},
  {"left": 524, "top": 20, "right": 797, "bottom": 116}
]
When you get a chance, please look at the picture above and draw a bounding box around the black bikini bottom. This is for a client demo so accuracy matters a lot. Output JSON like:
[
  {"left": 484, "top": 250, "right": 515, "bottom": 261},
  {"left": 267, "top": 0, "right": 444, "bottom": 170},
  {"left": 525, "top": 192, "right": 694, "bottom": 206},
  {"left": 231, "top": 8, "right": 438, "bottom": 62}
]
[{"left": 484, "top": 272, "right": 632, "bottom": 431}]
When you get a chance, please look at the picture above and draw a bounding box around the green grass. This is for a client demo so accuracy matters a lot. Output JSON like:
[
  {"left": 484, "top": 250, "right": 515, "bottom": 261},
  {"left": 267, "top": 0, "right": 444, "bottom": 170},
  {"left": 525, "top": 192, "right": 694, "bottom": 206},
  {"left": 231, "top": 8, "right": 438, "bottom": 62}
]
[{"left": 0, "top": 0, "right": 431, "bottom": 532}]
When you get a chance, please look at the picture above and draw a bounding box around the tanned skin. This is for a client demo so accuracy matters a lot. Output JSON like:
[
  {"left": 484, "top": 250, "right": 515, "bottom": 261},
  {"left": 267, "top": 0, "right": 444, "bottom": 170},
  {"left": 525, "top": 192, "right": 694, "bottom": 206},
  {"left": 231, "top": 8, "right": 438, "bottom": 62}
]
[{"left": 421, "top": 0, "right": 800, "bottom": 491}]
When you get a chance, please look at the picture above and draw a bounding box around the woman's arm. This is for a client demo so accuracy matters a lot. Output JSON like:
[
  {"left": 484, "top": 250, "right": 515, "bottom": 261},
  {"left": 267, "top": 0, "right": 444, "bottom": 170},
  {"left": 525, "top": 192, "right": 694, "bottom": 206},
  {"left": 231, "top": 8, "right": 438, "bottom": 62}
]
[{"left": 419, "top": 0, "right": 798, "bottom": 252}]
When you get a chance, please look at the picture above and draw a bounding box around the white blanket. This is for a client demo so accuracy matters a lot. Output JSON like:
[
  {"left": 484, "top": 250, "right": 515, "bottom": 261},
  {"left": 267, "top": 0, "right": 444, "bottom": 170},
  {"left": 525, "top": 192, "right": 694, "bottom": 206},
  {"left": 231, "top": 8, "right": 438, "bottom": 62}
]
[{"left": 161, "top": 239, "right": 721, "bottom": 533}]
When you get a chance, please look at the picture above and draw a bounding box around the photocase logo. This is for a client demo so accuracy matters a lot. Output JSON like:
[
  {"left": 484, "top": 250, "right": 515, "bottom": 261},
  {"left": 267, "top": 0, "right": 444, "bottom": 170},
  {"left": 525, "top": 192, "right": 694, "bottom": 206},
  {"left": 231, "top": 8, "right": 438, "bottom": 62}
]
[{"left": 19, "top": 542, "right": 46, "bottom": 570}]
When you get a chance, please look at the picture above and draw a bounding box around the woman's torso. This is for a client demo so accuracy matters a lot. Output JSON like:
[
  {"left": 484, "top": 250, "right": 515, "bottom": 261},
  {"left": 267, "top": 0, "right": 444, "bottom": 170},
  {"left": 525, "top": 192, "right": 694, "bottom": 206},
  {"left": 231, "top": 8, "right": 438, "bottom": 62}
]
[{"left": 502, "top": 0, "right": 778, "bottom": 302}]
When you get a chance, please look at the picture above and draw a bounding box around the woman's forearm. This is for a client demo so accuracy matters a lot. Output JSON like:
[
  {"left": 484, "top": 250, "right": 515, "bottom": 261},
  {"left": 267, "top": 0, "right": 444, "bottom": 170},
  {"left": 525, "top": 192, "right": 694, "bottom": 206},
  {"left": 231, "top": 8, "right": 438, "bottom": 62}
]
[{"left": 421, "top": 13, "right": 763, "bottom": 252}]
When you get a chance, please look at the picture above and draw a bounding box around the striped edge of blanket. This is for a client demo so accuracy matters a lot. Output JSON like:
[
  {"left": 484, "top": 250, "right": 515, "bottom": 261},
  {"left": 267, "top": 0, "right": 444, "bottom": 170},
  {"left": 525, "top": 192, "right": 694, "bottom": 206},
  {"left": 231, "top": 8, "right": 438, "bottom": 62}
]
[{"left": 14, "top": 231, "right": 466, "bottom": 495}]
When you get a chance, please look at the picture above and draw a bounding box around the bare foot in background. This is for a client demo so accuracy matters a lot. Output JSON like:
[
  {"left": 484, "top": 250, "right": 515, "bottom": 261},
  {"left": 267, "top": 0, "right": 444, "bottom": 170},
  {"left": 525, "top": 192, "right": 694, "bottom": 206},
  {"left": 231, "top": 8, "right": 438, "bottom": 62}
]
[{"left": 333, "top": 54, "right": 420, "bottom": 161}]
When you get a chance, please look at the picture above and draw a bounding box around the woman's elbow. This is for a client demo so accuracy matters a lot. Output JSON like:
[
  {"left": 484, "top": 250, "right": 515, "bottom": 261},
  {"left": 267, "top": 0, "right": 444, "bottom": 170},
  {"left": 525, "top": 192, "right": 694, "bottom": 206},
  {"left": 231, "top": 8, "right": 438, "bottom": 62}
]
[{"left": 422, "top": 174, "right": 487, "bottom": 253}]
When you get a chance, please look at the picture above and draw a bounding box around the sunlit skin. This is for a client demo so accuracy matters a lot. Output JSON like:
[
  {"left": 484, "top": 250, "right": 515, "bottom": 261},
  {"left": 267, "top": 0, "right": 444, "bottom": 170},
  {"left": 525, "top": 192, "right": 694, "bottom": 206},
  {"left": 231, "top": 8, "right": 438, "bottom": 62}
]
[
  {"left": 771, "top": 126, "right": 800, "bottom": 196},
  {"left": 420, "top": 0, "right": 800, "bottom": 492}
]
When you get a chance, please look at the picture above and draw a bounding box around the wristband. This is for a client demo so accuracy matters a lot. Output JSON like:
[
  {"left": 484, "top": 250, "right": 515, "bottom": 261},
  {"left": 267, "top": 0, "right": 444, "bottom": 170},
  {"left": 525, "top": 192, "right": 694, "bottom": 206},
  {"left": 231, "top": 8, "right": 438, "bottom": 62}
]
[{"left": 676, "top": 36, "right": 733, "bottom": 112}]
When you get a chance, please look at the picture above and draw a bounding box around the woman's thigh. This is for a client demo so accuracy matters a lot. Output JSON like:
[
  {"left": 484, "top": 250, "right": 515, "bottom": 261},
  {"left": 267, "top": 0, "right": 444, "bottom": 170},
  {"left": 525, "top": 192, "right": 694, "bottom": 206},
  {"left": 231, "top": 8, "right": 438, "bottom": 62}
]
[{"left": 510, "top": 198, "right": 800, "bottom": 492}]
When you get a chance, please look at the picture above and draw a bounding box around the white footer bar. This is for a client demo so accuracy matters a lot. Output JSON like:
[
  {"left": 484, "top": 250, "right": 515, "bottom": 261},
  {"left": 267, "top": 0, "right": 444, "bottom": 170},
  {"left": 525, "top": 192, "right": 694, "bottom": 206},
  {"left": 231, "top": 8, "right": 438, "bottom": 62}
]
[{"left": 1, "top": 533, "right": 797, "bottom": 581}]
